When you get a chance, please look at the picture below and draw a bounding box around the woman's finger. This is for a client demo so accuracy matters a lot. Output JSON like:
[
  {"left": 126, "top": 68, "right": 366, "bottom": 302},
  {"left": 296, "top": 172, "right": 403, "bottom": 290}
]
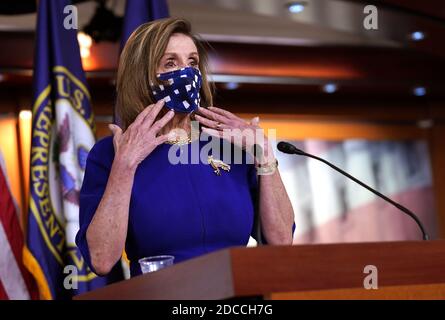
[
  {"left": 154, "top": 133, "right": 174, "bottom": 145},
  {"left": 196, "top": 106, "right": 228, "bottom": 124},
  {"left": 109, "top": 124, "right": 123, "bottom": 152},
  {"left": 250, "top": 116, "right": 260, "bottom": 126},
  {"left": 131, "top": 103, "right": 157, "bottom": 128},
  {"left": 202, "top": 127, "right": 224, "bottom": 139},
  {"left": 195, "top": 114, "right": 228, "bottom": 130},
  {"left": 141, "top": 99, "right": 166, "bottom": 128},
  {"left": 208, "top": 106, "right": 238, "bottom": 120},
  {"left": 108, "top": 124, "right": 122, "bottom": 138},
  {"left": 149, "top": 109, "right": 175, "bottom": 134}
]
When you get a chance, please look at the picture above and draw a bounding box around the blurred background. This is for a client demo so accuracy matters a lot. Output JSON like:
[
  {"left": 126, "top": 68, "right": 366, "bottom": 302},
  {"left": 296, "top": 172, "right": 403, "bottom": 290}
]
[{"left": 1, "top": 0, "right": 444, "bottom": 244}]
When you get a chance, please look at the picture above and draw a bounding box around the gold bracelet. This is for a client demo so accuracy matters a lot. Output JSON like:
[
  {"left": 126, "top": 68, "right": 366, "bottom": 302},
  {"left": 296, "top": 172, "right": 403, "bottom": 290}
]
[{"left": 255, "top": 159, "right": 278, "bottom": 175}]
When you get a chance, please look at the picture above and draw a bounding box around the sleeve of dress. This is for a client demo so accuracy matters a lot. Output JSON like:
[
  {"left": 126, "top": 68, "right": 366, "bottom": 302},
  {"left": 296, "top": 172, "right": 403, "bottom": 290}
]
[
  {"left": 75, "top": 137, "right": 114, "bottom": 274},
  {"left": 248, "top": 163, "right": 296, "bottom": 244}
]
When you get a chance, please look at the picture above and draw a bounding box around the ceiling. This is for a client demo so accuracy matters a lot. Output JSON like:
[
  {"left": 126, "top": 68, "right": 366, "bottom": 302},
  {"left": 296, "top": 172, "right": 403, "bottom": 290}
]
[
  {"left": 1, "top": 0, "right": 443, "bottom": 47},
  {"left": 0, "top": 0, "right": 444, "bottom": 103}
]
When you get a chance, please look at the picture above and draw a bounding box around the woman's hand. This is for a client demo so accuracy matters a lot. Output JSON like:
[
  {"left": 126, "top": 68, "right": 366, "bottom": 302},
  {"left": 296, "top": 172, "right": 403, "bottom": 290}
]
[
  {"left": 196, "top": 106, "right": 293, "bottom": 244},
  {"left": 108, "top": 100, "right": 175, "bottom": 171},
  {"left": 195, "top": 106, "right": 273, "bottom": 164}
]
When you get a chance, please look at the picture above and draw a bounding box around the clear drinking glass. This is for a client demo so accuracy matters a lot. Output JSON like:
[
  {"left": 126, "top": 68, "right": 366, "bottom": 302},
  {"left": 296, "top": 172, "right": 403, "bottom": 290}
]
[{"left": 138, "top": 255, "right": 175, "bottom": 274}]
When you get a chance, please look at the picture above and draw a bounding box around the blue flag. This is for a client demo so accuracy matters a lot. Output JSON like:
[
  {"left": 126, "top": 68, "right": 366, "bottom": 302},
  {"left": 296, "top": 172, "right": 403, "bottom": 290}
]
[
  {"left": 24, "top": 0, "right": 122, "bottom": 300},
  {"left": 120, "top": 0, "right": 170, "bottom": 49}
]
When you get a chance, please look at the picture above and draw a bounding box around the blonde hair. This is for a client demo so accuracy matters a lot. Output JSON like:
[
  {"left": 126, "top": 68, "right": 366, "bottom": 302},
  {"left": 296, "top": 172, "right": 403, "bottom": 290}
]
[{"left": 116, "top": 17, "right": 214, "bottom": 130}]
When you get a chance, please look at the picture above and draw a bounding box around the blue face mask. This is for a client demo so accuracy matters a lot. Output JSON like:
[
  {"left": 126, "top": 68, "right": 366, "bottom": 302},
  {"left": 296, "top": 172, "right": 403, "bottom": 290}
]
[{"left": 151, "top": 67, "right": 202, "bottom": 113}]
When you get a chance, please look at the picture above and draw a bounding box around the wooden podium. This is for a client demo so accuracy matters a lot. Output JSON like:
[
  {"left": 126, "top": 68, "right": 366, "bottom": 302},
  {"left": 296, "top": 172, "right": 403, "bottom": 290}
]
[{"left": 75, "top": 240, "right": 445, "bottom": 300}]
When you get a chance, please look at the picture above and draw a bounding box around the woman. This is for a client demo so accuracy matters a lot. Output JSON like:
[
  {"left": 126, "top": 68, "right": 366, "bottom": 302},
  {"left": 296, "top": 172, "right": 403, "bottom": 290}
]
[{"left": 76, "top": 17, "right": 294, "bottom": 277}]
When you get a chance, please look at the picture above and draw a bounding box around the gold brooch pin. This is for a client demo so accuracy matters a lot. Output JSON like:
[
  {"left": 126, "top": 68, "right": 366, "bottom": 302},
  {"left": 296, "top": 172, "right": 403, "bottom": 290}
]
[{"left": 207, "top": 155, "right": 230, "bottom": 176}]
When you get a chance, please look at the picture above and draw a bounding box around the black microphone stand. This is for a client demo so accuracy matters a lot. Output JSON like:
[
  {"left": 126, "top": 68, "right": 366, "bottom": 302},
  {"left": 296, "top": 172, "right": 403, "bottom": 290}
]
[{"left": 252, "top": 144, "right": 263, "bottom": 245}]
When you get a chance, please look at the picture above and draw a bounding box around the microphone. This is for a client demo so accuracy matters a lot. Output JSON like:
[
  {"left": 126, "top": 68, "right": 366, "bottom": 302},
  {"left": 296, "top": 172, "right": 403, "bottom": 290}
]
[
  {"left": 251, "top": 144, "right": 263, "bottom": 245},
  {"left": 277, "top": 141, "right": 430, "bottom": 241}
]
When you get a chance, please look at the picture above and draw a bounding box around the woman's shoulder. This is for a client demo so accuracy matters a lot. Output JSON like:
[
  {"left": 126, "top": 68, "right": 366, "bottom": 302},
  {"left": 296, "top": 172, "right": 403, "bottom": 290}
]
[
  {"left": 87, "top": 135, "right": 115, "bottom": 165},
  {"left": 91, "top": 135, "right": 114, "bottom": 153}
]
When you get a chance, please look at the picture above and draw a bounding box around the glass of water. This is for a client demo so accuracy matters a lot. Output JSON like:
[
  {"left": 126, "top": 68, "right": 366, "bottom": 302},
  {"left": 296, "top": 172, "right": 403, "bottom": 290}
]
[{"left": 138, "top": 255, "right": 175, "bottom": 274}]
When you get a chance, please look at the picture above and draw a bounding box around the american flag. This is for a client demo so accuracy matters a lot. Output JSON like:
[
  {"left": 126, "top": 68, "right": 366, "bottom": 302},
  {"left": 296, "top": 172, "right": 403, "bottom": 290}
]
[{"left": 0, "top": 152, "right": 37, "bottom": 299}]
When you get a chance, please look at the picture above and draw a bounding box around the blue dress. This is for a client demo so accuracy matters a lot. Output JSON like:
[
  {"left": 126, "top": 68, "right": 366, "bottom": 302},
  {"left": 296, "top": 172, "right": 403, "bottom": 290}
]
[{"left": 75, "top": 134, "right": 258, "bottom": 277}]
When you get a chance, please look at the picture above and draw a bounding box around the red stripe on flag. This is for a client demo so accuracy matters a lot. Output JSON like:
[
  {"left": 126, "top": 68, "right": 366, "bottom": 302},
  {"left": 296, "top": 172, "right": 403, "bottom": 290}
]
[
  {"left": 0, "top": 166, "right": 38, "bottom": 299},
  {"left": 0, "top": 168, "right": 24, "bottom": 272},
  {"left": 0, "top": 279, "right": 9, "bottom": 300}
]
